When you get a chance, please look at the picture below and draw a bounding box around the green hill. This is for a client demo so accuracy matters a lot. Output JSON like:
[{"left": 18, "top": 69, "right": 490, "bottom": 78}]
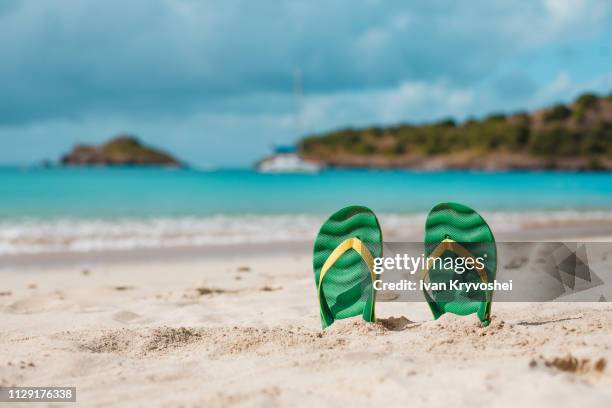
[
  {"left": 299, "top": 92, "right": 612, "bottom": 170},
  {"left": 61, "top": 135, "right": 183, "bottom": 167}
]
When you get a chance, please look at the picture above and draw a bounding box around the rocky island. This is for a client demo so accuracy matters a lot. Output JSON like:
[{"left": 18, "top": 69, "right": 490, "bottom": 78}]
[
  {"left": 299, "top": 92, "right": 612, "bottom": 170},
  {"left": 61, "top": 136, "right": 183, "bottom": 167}
]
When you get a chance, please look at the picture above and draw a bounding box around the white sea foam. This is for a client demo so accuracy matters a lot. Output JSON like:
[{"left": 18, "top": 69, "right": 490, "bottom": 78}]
[
  {"left": 0, "top": 216, "right": 319, "bottom": 255},
  {"left": 0, "top": 210, "right": 611, "bottom": 255}
]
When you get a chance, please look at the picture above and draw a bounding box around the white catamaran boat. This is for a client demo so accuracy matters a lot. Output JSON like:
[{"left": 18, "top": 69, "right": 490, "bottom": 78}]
[{"left": 256, "top": 146, "right": 321, "bottom": 173}]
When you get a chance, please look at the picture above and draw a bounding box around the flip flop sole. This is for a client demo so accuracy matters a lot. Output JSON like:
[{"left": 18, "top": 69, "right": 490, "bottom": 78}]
[
  {"left": 424, "top": 202, "right": 496, "bottom": 326},
  {"left": 313, "top": 206, "right": 383, "bottom": 329}
]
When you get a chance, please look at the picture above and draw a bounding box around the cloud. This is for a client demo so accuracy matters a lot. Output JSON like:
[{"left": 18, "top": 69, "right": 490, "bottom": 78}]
[
  {"left": 532, "top": 70, "right": 612, "bottom": 107},
  {"left": 537, "top": 71, "right": 573, "bottom": 103},
  {"left": 300, "top": 80, "right": 475, "bottom": 131},
  {"left": 1, "top": 0, "right": 610, "bottom": 123},
  {"left": 0, "top": 0, "right": 611, "bottom": 165}
]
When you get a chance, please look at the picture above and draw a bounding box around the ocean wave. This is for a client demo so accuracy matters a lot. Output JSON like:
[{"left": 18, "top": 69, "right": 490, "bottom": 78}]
[{"left": 1, "top": 211, "right": 612, "bottom": 255}]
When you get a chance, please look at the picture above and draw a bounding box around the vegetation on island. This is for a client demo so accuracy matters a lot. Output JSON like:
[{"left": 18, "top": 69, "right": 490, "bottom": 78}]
[
  {"left": 299, "top": 92, "right": 612, "bottom": 170},
  {"left": 61, "top": 135, "right": 183, "bottom": 167}
]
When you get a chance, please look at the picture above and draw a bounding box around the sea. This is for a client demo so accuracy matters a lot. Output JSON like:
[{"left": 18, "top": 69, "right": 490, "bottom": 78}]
[{"left": 1, "top": 166, "right": 612, "bottom": 254}]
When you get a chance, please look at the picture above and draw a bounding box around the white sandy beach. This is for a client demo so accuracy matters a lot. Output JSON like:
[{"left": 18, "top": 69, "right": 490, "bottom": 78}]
[
  {"left": 1, "top": 225, "right": 611, "bottom": 407},
  {"left": 3, "top": 0, "right": 612, "bottom": 406}
]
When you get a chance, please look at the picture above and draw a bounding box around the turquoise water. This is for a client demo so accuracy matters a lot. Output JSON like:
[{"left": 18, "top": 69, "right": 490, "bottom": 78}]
[
  {"left": 1, "top": 166, "right": 612, "bottom": 218},
  {"left": 2, "top": 166, "right": 612, "bottom": 254}
]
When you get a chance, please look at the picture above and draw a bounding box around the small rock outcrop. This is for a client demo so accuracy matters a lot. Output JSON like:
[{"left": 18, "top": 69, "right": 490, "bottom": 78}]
[{"left": 61, "top": 135, "right": 182, "bottom": 167}]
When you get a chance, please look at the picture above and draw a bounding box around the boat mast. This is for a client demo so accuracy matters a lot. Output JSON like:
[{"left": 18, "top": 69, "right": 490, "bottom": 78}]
[{"left": 293, "top": 69, "right": 303, "bottom": 141}]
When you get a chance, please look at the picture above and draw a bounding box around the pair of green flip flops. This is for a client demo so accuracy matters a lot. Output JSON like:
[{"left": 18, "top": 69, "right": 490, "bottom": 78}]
[{"left": 313, "top": 203, "right": 496, "bottom": 329}]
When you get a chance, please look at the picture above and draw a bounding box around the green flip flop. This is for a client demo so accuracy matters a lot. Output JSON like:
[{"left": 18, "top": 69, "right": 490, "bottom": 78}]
[
  {"left": 313, "top": 206, "right": 383, "bottom": 329},
  {"left": 422, "top": 202, "right": 497, "bottom": 326}
]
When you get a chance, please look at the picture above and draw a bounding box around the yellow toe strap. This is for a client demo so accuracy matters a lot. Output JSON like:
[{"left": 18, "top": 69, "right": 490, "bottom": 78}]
[{"left": 318, "top": 237, "right": 377, "bottom": 322}]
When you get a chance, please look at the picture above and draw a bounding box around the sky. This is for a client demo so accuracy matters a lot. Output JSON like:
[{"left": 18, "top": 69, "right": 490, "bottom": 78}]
[{"left": 0, "top": 0, "right": 611, "bottom": 167}]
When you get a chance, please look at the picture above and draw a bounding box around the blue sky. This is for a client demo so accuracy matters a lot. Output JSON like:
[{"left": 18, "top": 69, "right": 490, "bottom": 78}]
[{"left": 0, "top": 0, "right": 611, "bottom": 167}]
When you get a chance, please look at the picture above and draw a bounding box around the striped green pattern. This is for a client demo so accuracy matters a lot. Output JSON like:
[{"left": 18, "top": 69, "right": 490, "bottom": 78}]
[
  {"left": 424, "top": 202, "right": 496, "bottom": 326},
  {"left": 313, "top": 206, "right": 382, "bottom": 329}
]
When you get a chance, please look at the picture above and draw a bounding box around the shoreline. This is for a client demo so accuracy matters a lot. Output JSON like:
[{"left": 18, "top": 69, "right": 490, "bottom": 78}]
[
  {"left": 3, "top": 220, "right": 612, "bottom": 269},
  {"left": 301, "top": 152, "right": 612, "bottom": 171}
]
